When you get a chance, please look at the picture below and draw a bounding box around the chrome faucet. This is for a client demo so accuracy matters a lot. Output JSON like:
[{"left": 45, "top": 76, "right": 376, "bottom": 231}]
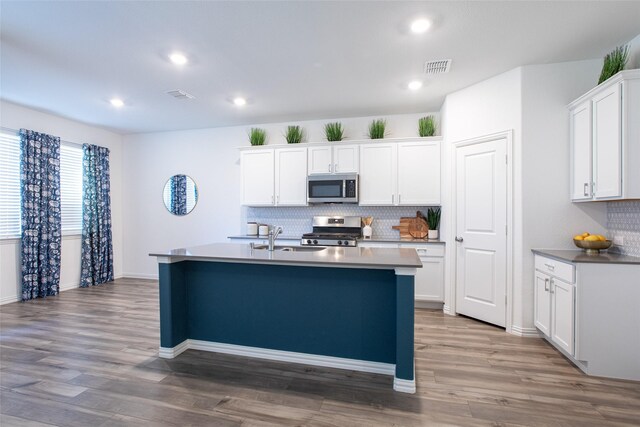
[{"left": 268, "top": 226, "right": 283, "bottom": 251}]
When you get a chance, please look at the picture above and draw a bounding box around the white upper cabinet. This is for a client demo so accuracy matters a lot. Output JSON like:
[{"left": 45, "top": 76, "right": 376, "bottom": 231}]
[
  {"left": 275, "top": 147, "right": 308, "bottom": 206},
  {"left": 570, "top": 101, "right": 592, "bottom": 200},
  {"left": 569, "top": 70, "right": 640, "bottom": 202},
  {"left": 360, "top": 139, "right": 442, "bottom": 206},
  {"left": 241, "top": 149, "right": 275, "bottom": 206},
  {"left": 592, "top": 83, "right": 622, "bottom": 199},
  {"left": 241, "top": 147, "right": 308, "bottom": 206},
  {"left": 397, "top": 141, "right": 441, "bottom": 205},
  {"left": 359, "top": 143, "right": 397, "bottom": 205},
  {"left": 308, "top": 145, "right": 359, "bottom": 175}
]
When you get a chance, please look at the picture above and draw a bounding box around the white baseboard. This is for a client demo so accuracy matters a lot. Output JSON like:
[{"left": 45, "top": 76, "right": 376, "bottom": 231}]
[
  {"left": 509, "top": 325, "right": 540, "bottom": 337},
  {"left": 443, "top": 305, "right": 456, "bottom": 316},
  {"left": 0, "top": 295, "right": 18, "bottom": 305},
  {"left": 415, "top": 301, "right": 444, "bottom": 310},
  {"left": 158, "top": 339, "right": 416, "bottom": 392},
  {"left": 121, "top": 272, "right": 159, "bottom": 280},
  {"left": 393, "top": 377, "right": 416, "bottom": 394}
]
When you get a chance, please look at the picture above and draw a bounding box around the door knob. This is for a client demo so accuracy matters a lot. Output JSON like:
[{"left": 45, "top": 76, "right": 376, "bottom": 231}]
[{"left": 455, "top": 237, "right": 463, "bottom": 242}]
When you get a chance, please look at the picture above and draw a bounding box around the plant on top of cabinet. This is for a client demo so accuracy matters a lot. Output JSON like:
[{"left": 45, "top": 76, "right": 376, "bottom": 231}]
[
  {"left": 426, "top": 207, "right": 441, "bottom": 240},
  {"left": 598, "top": 45, "right": 629, "bottom": 84},
  {"left": 367, "top": 119, "right": 387, "bottom": 139},
  {"left": 324, "top": 122, "right": 345, "bottom": 141},
  {"left": 284, "top": 125, "right": 304, "bottom": 144},
  {"left": 418, "top": 115, "right": 436, "bottom": 137},
  {"left": 248, "top": 128, "right": 267, "bottom": 146}
]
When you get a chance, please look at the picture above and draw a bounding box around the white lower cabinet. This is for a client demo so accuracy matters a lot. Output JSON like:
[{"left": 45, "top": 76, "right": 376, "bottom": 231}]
[
  {"left": 360, "top": 241, "right": 445, "bottom": 303},
  {"left": 534, "top": 256, "right": 575, "bottom": 356}
]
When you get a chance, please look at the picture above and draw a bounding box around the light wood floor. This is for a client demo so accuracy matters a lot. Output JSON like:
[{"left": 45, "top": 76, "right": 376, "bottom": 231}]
[{"left": 1, "top": 278, "right": 639, "bottom": 426}]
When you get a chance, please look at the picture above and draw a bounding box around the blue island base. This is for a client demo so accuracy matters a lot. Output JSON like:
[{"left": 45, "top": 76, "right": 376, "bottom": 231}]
[{"left": 157, "top": 260, "right": 416, "bottom": 393}]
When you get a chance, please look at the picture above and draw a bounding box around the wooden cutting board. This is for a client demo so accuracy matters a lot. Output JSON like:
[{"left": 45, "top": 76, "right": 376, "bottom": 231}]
[{"left": 392, "top": 212, "right": 429, "bottom": 239}]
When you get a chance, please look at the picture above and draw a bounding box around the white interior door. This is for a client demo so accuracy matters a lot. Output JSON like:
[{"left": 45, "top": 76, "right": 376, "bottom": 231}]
[{"left": 455, "top": 137, "right": 507, "bottom": 327}]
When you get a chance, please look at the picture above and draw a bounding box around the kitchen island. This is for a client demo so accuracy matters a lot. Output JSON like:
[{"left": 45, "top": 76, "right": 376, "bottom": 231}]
[{"left": 149, "top": 243, "right": 422, "bottom": 393}]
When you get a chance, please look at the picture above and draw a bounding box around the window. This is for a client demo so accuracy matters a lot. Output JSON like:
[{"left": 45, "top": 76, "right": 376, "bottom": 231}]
[
  {"left": 0, "top": 130, "right": 84, "bottom": 239},
  {"left": 0, "top": 131, "right": 21, "bottom": 239},
  {"left": 60, "top": 144, "right": 83, "bottom": 234}
]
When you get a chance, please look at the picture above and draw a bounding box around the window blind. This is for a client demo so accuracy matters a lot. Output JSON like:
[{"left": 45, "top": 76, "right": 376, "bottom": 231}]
[
  {"left": 0, "top": 131, "right": 21, "bottom": 238},
  {"left": 60, "top": 144, "right": 83, "bottom": 234}
]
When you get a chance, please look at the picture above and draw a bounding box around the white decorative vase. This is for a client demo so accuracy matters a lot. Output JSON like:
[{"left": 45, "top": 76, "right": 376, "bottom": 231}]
[
  {"left": 362, "top": 225, "right": 373, "bottom": 239},
  {"left": 428, "top": 229, "right": 439, "bottom": 240}
]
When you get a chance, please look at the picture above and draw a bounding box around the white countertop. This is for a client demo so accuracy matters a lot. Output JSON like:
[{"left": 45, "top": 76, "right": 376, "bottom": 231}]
[{"left": 150, "top": 243, "right": 422, "bottom": 270}]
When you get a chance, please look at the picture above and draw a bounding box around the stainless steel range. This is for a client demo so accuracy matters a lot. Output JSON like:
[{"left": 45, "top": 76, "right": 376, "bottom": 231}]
[{"left": 301, "top": 216, "right": 362, "bottom": 247}]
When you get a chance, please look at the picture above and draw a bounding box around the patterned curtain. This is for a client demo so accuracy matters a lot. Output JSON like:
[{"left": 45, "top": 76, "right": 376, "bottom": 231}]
[
  {"left": 19, "top": 129, "right": 62, "bottom": 301},
  {"left": 80, "top": 144, "right": 114, "bottom": 287},
  {"left": 170, "top": 174, "right": 187, "bottom": 215}
]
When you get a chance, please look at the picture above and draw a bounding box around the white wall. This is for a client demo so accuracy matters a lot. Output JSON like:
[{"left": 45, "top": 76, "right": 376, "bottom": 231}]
[
  {"left": 441, "top": 59, "right": 607, "bottom": 334},
  {"left": 440, "top": 67, "right": 522, "bottom": 323},
  {"left": 122, "top": 112, "right": 438, "bottom": 278},
  {"left": 626, "top": 33, "right": 640, "bottom": 69},
  {"left": 0, "top": 100, "right": 124, "bottom": 304}
]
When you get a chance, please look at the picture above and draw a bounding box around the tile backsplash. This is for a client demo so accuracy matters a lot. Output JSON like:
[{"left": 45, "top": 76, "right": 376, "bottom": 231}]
[
  {"left": 607, "top": 201, "right": 640, "bottom": 257},
  {"left": 243, "top": 206, "right": 437, "bottom": 239}
]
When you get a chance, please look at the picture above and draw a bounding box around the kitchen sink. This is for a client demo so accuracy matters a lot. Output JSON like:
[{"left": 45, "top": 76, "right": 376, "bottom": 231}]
[{"left": 251, "top": 244, "right": 327, "bottom": 252}]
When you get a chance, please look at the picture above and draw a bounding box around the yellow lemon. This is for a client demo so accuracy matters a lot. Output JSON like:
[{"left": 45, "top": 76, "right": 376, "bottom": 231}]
[
  {"left": 584, "top": 235, "right": 600, "bottom": 242},
  {"left": 574, "top": 235, "right": 584, "bottom": 241},
  {"left": 581, "top": 232, "right": 590, "bottom": 238},
  {"left": 596, "top": 235, "right": 607, "bottom": 241}
]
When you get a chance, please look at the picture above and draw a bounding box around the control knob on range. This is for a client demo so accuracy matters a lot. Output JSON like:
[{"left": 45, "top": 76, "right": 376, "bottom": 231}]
[
  {"left": 313, "top": 240, "right": 318, "bottom": 245},
  {"left": 306, "top": 239, "right": 312, "bottom": 244},
  {"left": 337, "top": 240, "right": 343, "bottom": 245}
]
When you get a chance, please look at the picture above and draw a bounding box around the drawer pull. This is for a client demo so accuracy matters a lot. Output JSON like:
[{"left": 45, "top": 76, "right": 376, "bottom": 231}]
[
  {"left": 544, "top": 263, "right": 555, "bottom": 271},
  {"left": 544, "top": 278, "right": 549, "bottom": 292},
  {"left": 550, "top": 278, "right": 555, "bottom": 294}
]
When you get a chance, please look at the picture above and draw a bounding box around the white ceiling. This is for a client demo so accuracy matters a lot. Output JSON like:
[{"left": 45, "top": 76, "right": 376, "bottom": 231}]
[{"left": 1, "top": 1, "right": 639, "bottom": 134}]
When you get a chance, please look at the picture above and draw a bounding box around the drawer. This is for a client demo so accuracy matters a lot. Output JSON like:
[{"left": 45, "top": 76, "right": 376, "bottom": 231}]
[
  {"left": 399, "top": 244, "right": 445, "bottom": 257},
  {"left": 359, "top": 242, "right": 400, "bottom": 249},
  {"left": 535, "top": 255, "right": 575, "bottom": 284}
]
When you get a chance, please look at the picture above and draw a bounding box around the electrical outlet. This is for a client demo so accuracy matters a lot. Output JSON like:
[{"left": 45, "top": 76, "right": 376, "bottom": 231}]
[{"left": 613, "top": 236, "right": 624, "bottom": 246}]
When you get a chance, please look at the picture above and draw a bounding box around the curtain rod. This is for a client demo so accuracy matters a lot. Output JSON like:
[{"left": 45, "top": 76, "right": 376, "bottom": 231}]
[{"left": 1, "top": 126, "right": 83, "bottom": 148}]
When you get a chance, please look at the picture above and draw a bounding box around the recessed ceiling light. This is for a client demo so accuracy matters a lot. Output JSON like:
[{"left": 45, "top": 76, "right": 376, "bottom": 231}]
[
  {"left": 233, "top": 97, "right": 247, "bottom": 106},
  {"left": 169, "top": 52, "right": 188, "bottom": 65},
  {"left": 110, "top": 98, "right": 124, "bottom": 107},
  {"left": 408, "top": 81, "right": 423, "bottom": 91},
  {"left": 411, "top": 19, "right": 432, "bottom": 34}
]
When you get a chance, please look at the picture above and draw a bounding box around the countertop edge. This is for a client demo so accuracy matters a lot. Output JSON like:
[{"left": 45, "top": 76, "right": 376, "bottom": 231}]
[
  {"left": 532, "top": 249, "right": 640, "bottom": 265},
  {"left": 227, "top": 235, "right": 446, "bottom": 244}
]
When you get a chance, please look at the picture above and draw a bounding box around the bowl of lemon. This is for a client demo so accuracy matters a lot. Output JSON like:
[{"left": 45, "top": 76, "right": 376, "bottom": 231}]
[{"left": 573, "top": 232, "right": 612, "bottom": 255}]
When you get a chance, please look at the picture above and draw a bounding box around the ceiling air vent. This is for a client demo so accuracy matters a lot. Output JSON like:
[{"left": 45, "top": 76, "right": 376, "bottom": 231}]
[
  {"left": 166, "top": 89, "right": 195, "bottom": 100},
  {"left": 424, "top": 59, "right": 452, "bottom": 75}
]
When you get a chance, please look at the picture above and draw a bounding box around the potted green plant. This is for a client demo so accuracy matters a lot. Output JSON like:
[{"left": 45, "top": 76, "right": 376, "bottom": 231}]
[
  {"left": 426, "top": 207, "right": 441, "bottom": 240},
  {"left": 367, "top": 119, "right": 387, "bottom": 139},
  {"left": 598, "top": 45, "right": 629, "bottom": 84},
  {"left": 324, "top": 122, "right": 345, "bottom": 141},
  {"left": 248, "top": 128, "right": 267, "bottom": 146},
  {"left": 418, "top": 116, "right": 436, "bottom": 137},
  {"left": 284, "top": 125, "right": 304, "bottom": 144}
]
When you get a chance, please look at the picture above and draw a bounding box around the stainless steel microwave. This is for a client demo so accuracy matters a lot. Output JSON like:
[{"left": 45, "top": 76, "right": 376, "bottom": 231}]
[{"left": 307, "top": 174, "right": 358, "bottom": 204}]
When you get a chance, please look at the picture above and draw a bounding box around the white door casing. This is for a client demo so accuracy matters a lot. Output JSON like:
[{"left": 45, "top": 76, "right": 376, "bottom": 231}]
[{"left": 454, "top": 136, "right": 508, "bottom": 328}]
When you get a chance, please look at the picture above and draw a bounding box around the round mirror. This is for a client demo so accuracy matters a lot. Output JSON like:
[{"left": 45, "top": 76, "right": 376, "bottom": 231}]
[{"left": 162, "top": 174, "right": 198, "bottom": 216}]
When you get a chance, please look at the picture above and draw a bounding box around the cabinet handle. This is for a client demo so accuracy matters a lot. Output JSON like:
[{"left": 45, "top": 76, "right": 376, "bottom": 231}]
[
  {"left": 276, "top": 195, "right": 279, "bottom": 204},
  {"left": 544, "top": 278, "right": 549, "bottom": 292},
  {"left": 328, "top": 163, "right": 332, "bottom": 173},
  {"left": 583, "top": 183, "right": 589, "bottom": 197},
  {"left": 398, "top": 194, "right": 402, "bottom": 204},
  {"left": 392, "top": 194, "right": 394, "bottom": 204},
  {"left": 271, "top": 195, "right": 274, "bottom": 204},
  {"left": 544, "top": 263, "right": 555, "bottom": 271},
  {"left": 455, "top": 236, "right": 463, "bottom": 242},
  {"left": 335, "top": 164, "right": 339, "bottom": 172},
  {"left": 550, "top": 278, "right": 555, "bottom": 294}
]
